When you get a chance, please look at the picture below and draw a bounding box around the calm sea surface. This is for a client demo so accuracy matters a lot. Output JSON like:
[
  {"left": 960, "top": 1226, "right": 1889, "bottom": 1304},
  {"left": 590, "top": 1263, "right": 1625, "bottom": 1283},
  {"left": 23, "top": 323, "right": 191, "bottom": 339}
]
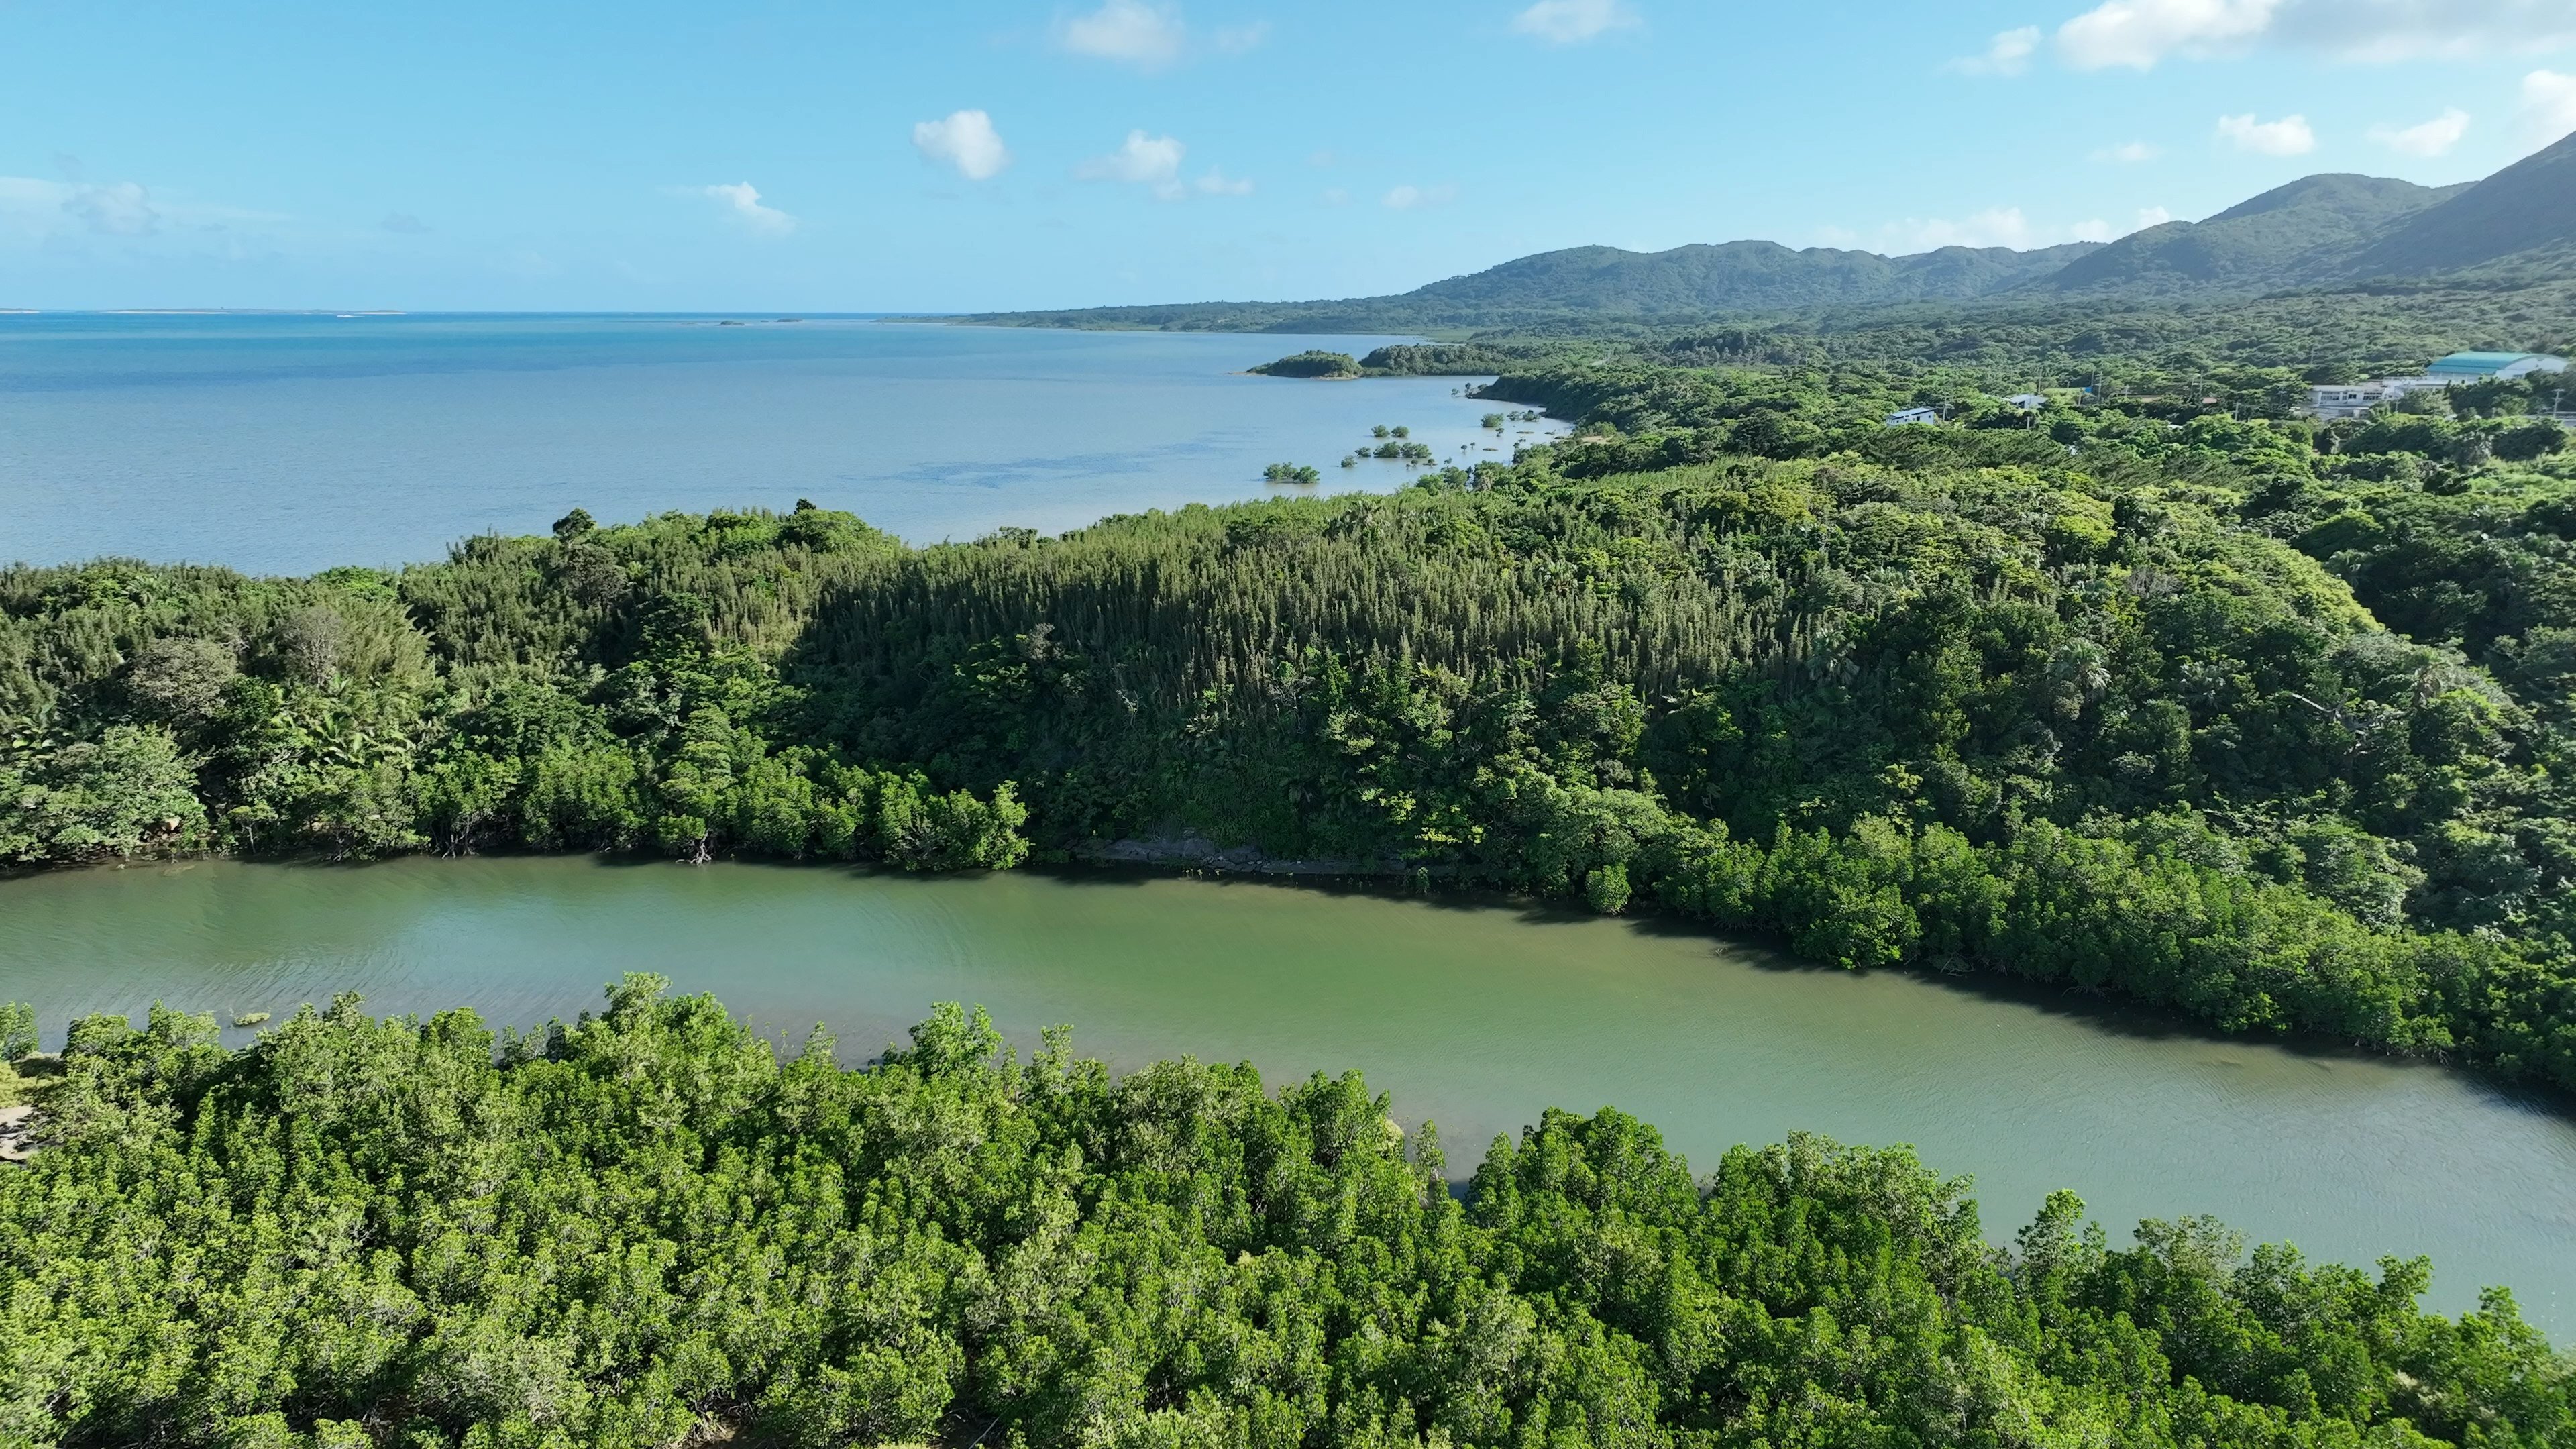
[
  {"left": 4, "top": 857, "right": 2573, "bottom": 1334},
  {"left": 0, "top": 313, "right": 1556, "bottom": 574}
]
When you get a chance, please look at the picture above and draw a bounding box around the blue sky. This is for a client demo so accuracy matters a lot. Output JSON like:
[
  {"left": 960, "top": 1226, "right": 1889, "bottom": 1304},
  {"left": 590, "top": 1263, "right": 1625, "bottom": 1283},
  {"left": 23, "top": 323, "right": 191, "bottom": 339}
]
[{"left": 6, "top": 0, "right": 2575, "bottom": 311}]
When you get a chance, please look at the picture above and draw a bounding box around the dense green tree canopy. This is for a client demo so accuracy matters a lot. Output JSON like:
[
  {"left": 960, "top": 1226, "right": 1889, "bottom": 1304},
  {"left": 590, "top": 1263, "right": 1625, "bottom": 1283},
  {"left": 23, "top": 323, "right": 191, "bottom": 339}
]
[{"left": 0, "top": 983, "right": 2564, "bottom": 1448}]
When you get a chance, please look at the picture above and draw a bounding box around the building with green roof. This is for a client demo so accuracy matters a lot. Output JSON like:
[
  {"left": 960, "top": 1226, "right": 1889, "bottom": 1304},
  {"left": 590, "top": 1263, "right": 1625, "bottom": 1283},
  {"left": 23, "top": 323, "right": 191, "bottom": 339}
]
[{"left": 2426, "top": 352, "right": 2568, "bottom": 380}]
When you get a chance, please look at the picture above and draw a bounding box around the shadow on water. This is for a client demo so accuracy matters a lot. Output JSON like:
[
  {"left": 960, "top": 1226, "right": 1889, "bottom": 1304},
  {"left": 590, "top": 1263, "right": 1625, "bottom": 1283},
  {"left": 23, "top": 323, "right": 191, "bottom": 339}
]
[{"left": 1036, "top": 857, "right": 2576, "bottom": 1123}]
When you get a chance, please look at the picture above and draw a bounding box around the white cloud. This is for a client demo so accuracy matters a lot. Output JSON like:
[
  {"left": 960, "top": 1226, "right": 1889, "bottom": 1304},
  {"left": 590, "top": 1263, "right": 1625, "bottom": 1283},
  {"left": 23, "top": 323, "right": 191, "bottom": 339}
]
[
  {"left": 1062, "top": 0, "right": 1187, "bottom": 68},
  {"left": 1079, "top": 131, "right": 1190, "bottom": 199},
  {"left": 696, "top": 182, "right": 795, "bottom": 234},
  {"left": 2058, "top": 0, "right": 2279, "bottom": 68},
  {"left": 1951, "top": 25, "right": 2042, "bottom": 74},
  {"left": 913, "top": 110, "right": 1012, "bottom": 180},
  {"left": 2135, "top": 204, "right": 2175, "bottom": 227},
  {"left": 1383, "top": 182, "right": 1460, "bottom": 209},
  {"left": 2369, "top": 107, "right": 2472, "bottom": 155},
  {"left": 1194, "top": 168, "right": 1254, "bottom": 196},
  {"left": 1510, "top": 0, "right": 1638, "bottom": 44},
  {"left": 2057, "top": 0, "right": 2576, "bottom": 68},
  {"left": 2070, "top": 217, "right": 2116, "bottom": 242},
  {"left": 2216, "top": 111, "right": 2317, "bottom": 154},
  {"left": 2524, "top": 68, "right": 2576, "bottom": 143},
  {"left": 2092, "top": 140, "right": 2162, "bottom": 162}
]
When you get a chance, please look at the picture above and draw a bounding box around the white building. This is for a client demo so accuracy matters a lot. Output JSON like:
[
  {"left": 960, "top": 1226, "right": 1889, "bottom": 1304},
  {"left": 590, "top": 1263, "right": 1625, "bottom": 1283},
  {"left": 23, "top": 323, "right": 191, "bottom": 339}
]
[
  {"left": 2306, "top": 384, "right": 2398, "bottom": 421},
  {"left": 2005, "top": 393, "right": 2047, "bottom": 411},
  {"left": 1885, "top": 407, "right": 1941, "bottom": 426},
  {"left": 2308, "top": 368, "right": 2524, "bottom": 420}
]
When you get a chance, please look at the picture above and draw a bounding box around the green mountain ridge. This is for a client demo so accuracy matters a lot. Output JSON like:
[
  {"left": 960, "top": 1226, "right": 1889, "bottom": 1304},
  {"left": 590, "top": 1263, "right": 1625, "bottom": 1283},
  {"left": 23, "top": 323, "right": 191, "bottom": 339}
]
[
  {"left": 2342, "top": 129, "right": 2576, "bottom": 280},
  {"left": 2035, "top": 174, "right": 2472, "bottom": 297},
  {"left": 973, "top": 130, "right": 2576, "bottom": 332},
  {"left": 1400, "top": 238, "right": 2101, "bottom": 314}
]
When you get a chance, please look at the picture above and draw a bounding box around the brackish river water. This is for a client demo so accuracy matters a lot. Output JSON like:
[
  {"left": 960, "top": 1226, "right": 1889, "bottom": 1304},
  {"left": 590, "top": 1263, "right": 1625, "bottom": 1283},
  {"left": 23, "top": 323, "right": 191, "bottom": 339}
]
[{"left": 4, "top": 856, "right": 2573, "bottom": 1333}]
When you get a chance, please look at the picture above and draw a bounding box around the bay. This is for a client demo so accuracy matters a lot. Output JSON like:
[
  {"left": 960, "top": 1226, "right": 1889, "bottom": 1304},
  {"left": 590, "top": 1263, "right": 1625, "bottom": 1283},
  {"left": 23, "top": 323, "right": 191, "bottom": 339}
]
[
  {"left": 0, "top": 313, "right": 1553, "bottom": 575},
  {"left": 4, "top": 855, "right": 2571, "bottom": 1334}
]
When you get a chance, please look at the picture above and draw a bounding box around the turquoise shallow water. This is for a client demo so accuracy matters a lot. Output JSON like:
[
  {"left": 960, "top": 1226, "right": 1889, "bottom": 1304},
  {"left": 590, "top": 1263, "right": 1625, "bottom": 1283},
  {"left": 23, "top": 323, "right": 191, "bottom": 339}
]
[{"left": 0, "top": 313, "right": 1552, "bottom": 574}]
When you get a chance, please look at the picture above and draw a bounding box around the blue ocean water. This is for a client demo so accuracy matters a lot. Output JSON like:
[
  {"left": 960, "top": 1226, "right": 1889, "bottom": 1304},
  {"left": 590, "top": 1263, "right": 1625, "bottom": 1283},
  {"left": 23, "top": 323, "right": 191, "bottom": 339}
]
[{"left": 0, "top": 313, "right": 1562, "bottom": 575}]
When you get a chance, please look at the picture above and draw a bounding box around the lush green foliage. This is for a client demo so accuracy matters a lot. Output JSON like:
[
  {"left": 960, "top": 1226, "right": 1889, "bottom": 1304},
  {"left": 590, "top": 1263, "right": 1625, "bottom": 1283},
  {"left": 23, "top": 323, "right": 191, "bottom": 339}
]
[
  {"left": 1, "top": 503, "right": 1027, "bottom": 871},
  {"left": 1, "top": 983, "right": 2566, "bottom": 1448}
]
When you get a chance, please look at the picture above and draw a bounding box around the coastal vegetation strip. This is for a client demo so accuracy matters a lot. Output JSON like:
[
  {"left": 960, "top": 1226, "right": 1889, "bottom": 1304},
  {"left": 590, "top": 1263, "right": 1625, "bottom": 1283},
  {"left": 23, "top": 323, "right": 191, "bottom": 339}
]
[{"left": 0, "top": 982, "right": 2564, "bottom": 1447}]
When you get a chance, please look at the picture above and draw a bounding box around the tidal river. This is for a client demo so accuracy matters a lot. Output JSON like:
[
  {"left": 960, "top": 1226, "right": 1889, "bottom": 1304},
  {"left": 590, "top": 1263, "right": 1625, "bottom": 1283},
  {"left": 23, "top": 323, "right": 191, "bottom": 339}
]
[{"left": 7, "top": 856, "right": 2574, "bottom": 1332}]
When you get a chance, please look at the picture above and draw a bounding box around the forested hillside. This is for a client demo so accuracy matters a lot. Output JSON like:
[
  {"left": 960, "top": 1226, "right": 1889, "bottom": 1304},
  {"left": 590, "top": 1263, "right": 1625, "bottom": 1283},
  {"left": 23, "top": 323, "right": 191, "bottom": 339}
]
[
  {"left": 8, "top": 352, "right": 2576, "bottom": 1096},
  {"left": 2037, "top": 174, "right": 2466, "bottom": 298},
  {"left": 0, "top": 983, "right": 2566, "bottom": 1448}
]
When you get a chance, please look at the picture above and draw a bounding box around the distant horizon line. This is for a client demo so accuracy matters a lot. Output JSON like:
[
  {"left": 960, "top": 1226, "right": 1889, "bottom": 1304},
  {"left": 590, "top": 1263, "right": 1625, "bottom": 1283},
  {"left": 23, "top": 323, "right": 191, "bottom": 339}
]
[{"left": 0, "top": 309, "right": 949, "bottom": 319}]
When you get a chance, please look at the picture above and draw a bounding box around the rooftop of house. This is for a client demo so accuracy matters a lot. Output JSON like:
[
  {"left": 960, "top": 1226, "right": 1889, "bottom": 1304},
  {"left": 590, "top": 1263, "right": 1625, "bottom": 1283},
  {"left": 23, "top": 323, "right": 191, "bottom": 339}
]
[{"left": 2428, "top": 352, "right": 2558, "bottom": 372}]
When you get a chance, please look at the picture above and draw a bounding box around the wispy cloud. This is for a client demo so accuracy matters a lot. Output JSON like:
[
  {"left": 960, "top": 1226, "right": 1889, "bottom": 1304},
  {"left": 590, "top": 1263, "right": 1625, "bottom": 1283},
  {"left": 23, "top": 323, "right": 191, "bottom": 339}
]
[
  {"left": 60, "top": 181, "right": 160, "bottom": 236},
  {"left": 2091, "top": 140, "right": 2162, "bottom": 162},
  {"left": 913, "top": 110, "right": 1012, "bottom": 180},
  {"left": 1510, "top": 0, "right": 1638, "bottom": 45},
  {"left": 1870, "top": 206, "right": 2163, "bottom": 252},
  {"left": 2524, "top": 68, "right": 2576, "bottom": 144},
  {"left": 1077, "top": 131, "right": 1247, "bottom": 199},
  {"left": 2068, "top": 206, "right": 2176, "bottom": 241},
  {"left": 1061, "top": 0, "right": 1188, "bottom": 68},
  {"left": 2057, "top": 0, "right": 2278, "bottom": 69},
  {"left": 695, "top": 182, "right": 796, "bottom": 234},
  {"left": 0, "top": 176, "right": 156, "bottom": 239},
  {"left": 1079, "top": 131, "right": 1187, "bottom": 196},
  {"left": 1900, "top": 207, "right": 2038, "bottom": 250},
  {"left": 1383, "top": 183, "right": 1460, "bottom": 209},
  {"left": 0, "top": 173, "right": 295, "bottom": 253},
  {"left": 1951, "top": 25, "right": 2041, "bottom": 75},
  {"left": 2055, "top": 0, "right": 2576, "bottom": 69},
  {"left": 2216, "top": 111, "right": 2316, "bottom": 154},
  {"left": 1212, "top": 21, "right": 1271, "bottom": 53},
  {"left": 2369, "top": 107, "right": 2471, "bottom": 156}
]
